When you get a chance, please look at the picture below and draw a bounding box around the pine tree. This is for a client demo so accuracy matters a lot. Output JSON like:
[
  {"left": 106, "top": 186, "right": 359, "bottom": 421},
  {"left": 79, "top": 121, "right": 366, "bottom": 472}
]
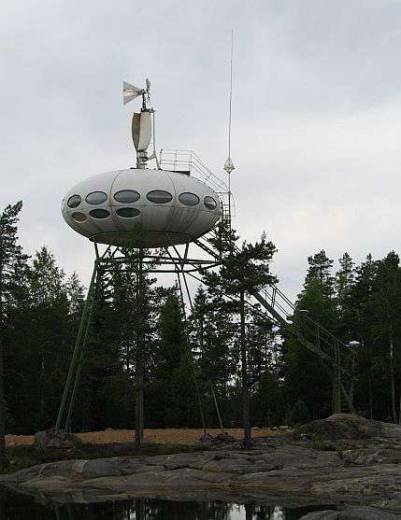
[
  {"left": 205, "top": 228, "right": 277, "bottom": 446},
  {"left": 110, "top": 249, "right": 158, "bottom": 443},
  {"left": 335, "top": 253, "right": 357, "bottom": 405}
]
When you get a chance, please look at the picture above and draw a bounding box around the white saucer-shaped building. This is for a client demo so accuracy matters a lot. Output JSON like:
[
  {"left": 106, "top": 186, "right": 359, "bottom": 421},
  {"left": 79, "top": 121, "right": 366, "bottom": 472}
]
[
  {"left": 62, "top": 167, "right": 222, "bottom": 248},
  {"left": 62, "top": 81, "right": 225, "bottom": 249}
]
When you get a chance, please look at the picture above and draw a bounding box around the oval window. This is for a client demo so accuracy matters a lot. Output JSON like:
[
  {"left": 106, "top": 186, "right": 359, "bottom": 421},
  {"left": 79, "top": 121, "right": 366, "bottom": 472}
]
[
  {"left": 179, "top": 192, "right": 200, "bottom": 206},
  {"left": 116, "top": 207, "right": 141, "bottom": 218},
  {"left": 204, "top": 196, "right": 217, "bottom": 210},
  {"left": 67, "top": 194, "right": 81, "bottom": 208},
  {"left": 146, "top": 190, "right": 173, "bottom": 204},
  {"left": 89, "top": 209, "right": 110, "bottom": 219},
  {"left": 86, "top": 191, "right": 108, "bottom": 205},
  {"left": 72, "top": 212, "right": 87, "bottom": 222},
  {"left": 114, "top": 190, "right": 140, "bottom": 203}
]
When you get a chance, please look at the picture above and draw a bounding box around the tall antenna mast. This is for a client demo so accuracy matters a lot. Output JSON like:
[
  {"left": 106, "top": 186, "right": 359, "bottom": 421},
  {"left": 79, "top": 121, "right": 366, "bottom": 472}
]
[{"left": 224, "top": 30, "right": 235, "bottom": 232}]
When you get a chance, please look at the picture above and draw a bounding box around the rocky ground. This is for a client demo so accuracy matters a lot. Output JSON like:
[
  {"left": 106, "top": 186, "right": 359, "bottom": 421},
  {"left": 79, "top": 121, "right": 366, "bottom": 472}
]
[{"left": 2, "top": 415, "right": 401, "bottom": 519}]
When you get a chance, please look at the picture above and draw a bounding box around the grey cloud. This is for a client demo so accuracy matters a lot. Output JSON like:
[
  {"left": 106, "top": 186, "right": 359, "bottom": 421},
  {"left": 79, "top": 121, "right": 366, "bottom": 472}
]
[{"left": 1, "top": 0, "right": 401, "bottom": 300}]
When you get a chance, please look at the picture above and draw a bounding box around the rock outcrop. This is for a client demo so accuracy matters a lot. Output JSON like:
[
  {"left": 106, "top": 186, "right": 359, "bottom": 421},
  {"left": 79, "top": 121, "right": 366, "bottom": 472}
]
[
  {"left": 2, "top": 415, "right": 401, "bottom": 515},
  {"left": 297, "top": 413, "right": 401, "bottom": 443}
]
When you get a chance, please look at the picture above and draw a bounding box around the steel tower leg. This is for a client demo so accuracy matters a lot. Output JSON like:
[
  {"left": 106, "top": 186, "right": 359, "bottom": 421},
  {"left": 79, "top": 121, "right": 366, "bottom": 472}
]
[
  {"left": 211, "top": 383, "right": 224, "bottom": 432},
  {"left": 56, "top": 260, "right": 98, "bottom": 430},
  {"left": 64, "top": 272, "right": 99, "bottom": 432}
]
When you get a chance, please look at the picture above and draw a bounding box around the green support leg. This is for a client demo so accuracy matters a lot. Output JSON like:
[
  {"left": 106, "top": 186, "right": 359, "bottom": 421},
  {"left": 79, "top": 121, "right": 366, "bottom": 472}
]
[
  {"left": 211, "top": 383, "right": 224, "bottom": 432},
  {"left": 56, "top": 261, "right": 98, "bottom": 430},
  {"left": 65, "top": 267, "right": 99, "bottom": 431},
  {"left": 64, "top": 278, "right": 98, "bottom": 432}
]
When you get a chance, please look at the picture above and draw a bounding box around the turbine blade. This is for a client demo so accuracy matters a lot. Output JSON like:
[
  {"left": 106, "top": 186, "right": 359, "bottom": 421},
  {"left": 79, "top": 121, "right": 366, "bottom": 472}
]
[{"left": 123, "top": 81, "right": 143, "bottom": 105}]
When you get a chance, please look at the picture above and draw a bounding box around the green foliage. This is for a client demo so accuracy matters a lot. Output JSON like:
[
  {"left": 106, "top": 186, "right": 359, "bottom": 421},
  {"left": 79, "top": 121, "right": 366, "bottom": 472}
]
[
  {"left": 283, "top": 250, "right": 337, "bottom": 420},
  {"left": 3, "top": 201, "right": 401, "bottom": 437},
  {"left": 148, "top": 288, "right": 198, "bottom": 427}
]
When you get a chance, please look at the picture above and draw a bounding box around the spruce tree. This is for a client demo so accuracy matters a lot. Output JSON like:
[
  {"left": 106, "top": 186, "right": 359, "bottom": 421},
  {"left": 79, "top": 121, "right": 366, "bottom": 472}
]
[
  {"left": 27, "top": 247, "right": 71, "bottom": 430},
  {"left": 350, "top": 254, "right": 378, "bottom": 418},
  {"left": 151, "top": 288, "right": 198, "bottom": 426},
  {"left": 189, "top": 286, "right": 236, "bottom": 427},
  {"left": 371, "top": 252, "right": 401, "bottom": 422},
  {"left": 0, "top": 202, "right": 28, "bottom": 464},
  {"left": 283, "top": 250, "right": 338, "bottom": 420}
]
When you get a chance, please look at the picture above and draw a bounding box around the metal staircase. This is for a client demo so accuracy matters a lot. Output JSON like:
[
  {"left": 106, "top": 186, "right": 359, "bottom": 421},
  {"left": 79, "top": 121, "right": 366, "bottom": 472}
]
[{"left": 194, "top": 232, "right": 355, "bottom": 414}]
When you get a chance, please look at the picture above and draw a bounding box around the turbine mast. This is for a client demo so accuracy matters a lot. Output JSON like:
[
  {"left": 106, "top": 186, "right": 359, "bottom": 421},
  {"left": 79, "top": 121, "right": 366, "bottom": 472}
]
[{"left": 123, "top": 79, "right": 156, "bottom": 169}]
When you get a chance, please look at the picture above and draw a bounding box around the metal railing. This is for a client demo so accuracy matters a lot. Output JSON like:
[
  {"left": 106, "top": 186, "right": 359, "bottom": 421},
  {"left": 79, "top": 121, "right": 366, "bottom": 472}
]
[
  {"left": 159, "top": 149, "right": 233, "bottom": 218},
  {"left": 159, "top": 149, "right": 226, "bottom": 190}
]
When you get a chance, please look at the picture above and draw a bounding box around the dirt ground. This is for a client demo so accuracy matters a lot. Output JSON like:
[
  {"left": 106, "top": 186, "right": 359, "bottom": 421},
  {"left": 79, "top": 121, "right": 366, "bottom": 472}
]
[{"left": 5, "top": 427, "right": 276, "bottom": 447}]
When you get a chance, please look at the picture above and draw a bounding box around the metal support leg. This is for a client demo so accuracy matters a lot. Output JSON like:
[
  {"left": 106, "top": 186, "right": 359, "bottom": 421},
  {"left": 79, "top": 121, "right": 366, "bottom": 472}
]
[
  {"left": 211, "top": 383, "right": 224, "bottom": 432},
  {"left": 56, "top": 261, "right": 98, "bottom": 430},
  {"left": 64, "top": 275, "right": 98, "bottom": 432}
]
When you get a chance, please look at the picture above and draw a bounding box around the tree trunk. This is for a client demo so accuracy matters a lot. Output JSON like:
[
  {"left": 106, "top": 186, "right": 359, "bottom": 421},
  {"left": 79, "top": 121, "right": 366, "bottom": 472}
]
[
  {"left": 135, "top": 498, "right": 145, "bottom": 520},
  {"left": 244, "top": 504, "right": 254, "bottom": 520},
  {"left": 398, "top": 394, "right": 401, "bottom": 425},
  {"left": 389, "top": 322, "right": 397, "bottom": 423},
  {"left": 135, "top": 251, "right": 145, "bottom": 448},
  {"left": 0, "top": 270, "right": 6, "bottom": 467},
  {"left": 0, "top": 337, "right": 6, "bottom": 467},
  {"left": 332, "top": 340, "right": 341, "bottom": 414},
  {"left": 0, "top": 264, "right": 6, "bottom": 466},
  {"left": 368, "top": 370, "right": 373, "bottom": 420},
  {"left": 135, "top": 365, "right": 144, "bottom": 448},
  {"left": 240, "top": 290, "right": 251, "bottom": 448}
]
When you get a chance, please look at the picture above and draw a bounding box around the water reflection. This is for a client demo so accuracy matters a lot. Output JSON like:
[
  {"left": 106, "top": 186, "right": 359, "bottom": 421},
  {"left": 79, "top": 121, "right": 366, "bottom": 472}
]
[{"left": 0, "top": 490, "right": 333, "bottom": 519}]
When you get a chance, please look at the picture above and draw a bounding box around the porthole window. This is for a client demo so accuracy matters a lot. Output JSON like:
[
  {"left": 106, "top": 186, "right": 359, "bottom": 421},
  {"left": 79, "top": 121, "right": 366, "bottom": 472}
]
[
  {"left": 89, "top": 209, "right": 110, "bottom": 219},
  {"left": 116, "top": 207, "right": 141, "bottom": 218},
  {"left": 114, "top": 190, "right": 140, "bottom": 203},
  {"left": 204, "top": 196, "right": 217, "bottom": 210},
  {"left": 86, "top": 191, "right": 108, "bottom": 205},
  {"left": 72, "top": 212, "right": 87, "bottom": 222},
  {"left": 146, "top": 190, "right": 173, "bottom": 204},
  {"left": 179, "top": 192, "right": 200, "bottom": 206},
  {"left": 67, "top": 194, "right": 81, "bottom": 208}
]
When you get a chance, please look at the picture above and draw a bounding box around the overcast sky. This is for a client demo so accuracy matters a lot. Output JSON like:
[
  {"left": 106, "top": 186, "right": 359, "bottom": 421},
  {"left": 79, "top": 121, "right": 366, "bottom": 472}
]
[{"left": 2, "top": 0, "right": 401, "bottom": 300}]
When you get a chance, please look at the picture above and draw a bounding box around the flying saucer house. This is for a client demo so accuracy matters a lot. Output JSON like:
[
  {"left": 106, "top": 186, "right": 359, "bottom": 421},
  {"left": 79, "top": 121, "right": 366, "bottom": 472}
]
[
  {"left": 56, "top": 80, "right": 229, "bottom": 435},
  {"left": 62, "top": 80, "right": 223, "bottom": 248}
]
